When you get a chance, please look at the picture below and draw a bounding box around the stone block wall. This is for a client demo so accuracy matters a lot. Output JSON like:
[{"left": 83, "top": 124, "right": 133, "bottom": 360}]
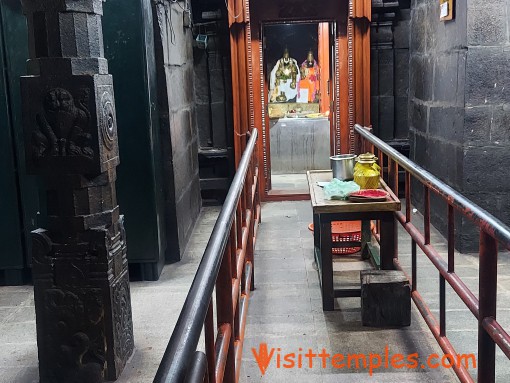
[
  {"left": 153, "top": 0, "right": 202, "bottom": 261},
  {"left": 409, "top": 0, "right": 467, "bottom": 189},
  {"left": 191, "top": 0, "right": 234, "bottom": 151},
  {"left": 462, "top": 0, "right": 510, "bottom": 247},
  {"left": 193, "top": 35, "right": 233, "bottom": 149},
  {"left": 191, "top": 1, "right": 235, "bottom": 202},
  {"left": 408, "top": 0, "right": 510, "bottom": 251},
  {"left": 393, "top": 9, "right": 411, "bottom": 140}
]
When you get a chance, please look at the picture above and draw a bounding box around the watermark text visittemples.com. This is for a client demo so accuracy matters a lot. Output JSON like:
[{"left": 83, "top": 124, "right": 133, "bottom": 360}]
[{"left": 252, "top": 343, "right": 476, "bottom": 376}]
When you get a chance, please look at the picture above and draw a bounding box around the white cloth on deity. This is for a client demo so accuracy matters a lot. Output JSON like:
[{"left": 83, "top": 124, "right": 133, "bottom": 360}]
[{"left": 269, "top": 57, "right": 301, "bottom": 102}]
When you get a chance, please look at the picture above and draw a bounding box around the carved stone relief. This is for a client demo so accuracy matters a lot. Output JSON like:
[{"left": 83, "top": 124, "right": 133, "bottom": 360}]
[
  {"left": 99, "top": 90, "right": 116, "bottom": 150},
  {"left": 43, "top": 288, "right": 106, "bottom": 383},
  {"left": 112, "top": 275, "right": 134, "bottom": 369},
  {"left": 32, "top": 88, "right": 94, "bottom": 160}
]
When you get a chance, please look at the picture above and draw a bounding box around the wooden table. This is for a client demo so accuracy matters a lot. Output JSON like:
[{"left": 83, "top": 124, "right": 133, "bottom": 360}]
[{"left": 307, "top": 170, "right": 401, "bottom": 311}]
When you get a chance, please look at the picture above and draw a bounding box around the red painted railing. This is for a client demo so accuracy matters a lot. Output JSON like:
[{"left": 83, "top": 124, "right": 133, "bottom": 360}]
[
  {"left": 154, "top": 129, "right": 260, "bottom": 383},
  {"left": 355, "top": 124, "right": 510, "bottom": 383}
]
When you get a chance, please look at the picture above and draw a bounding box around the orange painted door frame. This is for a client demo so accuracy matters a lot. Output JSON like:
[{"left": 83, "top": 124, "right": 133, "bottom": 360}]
[
  {"left": 227, "top": 0, "right": 251, "bottom": 168},
  {"left": 318, "top": 22, "right": 331, "bottom": 115}
]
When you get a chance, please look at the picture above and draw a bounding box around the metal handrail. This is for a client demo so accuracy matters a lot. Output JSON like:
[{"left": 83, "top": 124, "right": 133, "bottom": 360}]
[
  {"left": 355, "top": 124, "right": 510, "bottom": 383},
  {"left": 153, "top": 129, "right": 258, "bottom": 383},
  {"left": 355, "top": 124, "right": 510, "bottom": 249},
  {"left": 183, "top": 352, "right": 208, "bottom": 383}
]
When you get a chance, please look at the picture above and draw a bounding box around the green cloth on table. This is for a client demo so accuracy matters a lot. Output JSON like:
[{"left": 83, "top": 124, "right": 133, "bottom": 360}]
[{"left": 323, "top": 178, "right": 360, "bottom": 200}]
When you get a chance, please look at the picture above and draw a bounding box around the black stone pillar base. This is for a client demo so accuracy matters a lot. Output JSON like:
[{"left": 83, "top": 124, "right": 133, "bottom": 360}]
[{"left": 32, "top": 215, "right": 133, "bottom": 382}]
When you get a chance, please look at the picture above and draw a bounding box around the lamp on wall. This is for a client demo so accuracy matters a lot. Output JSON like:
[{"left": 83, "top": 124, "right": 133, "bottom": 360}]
[{"left": 195, "top": 34, "right": 209, "bottom": 49}]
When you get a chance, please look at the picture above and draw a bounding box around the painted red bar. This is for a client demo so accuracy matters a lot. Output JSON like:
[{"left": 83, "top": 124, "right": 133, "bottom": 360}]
[
  {"left": 395, "top": 211, "right": 480, "bottom": 318},
  {"left": 448, "top": 204, "right": 455, "bottom": 273},
  {"left": 405, "top": 171, "right": 411, "bottom": 223},
  {"left": 424, "top": 185, "right": 430, "bottom": 245},
  {"left": 234, "top": 262, "right": 253, "bottom": 382},
  {"left": 236, "top": 206, "right": 243, "bottom": 250},
  {"left": 393, "top": 161, "right": 399, "bottom": 197},
  {"left": 478, "top": 231, "right": 498, "bottom": 383},
  {"left": 355, "top": 125, "right": 510, "bottom": 383},
  {"left": 440, "top": 276, "right": 446, "bottom": 337},
  {"left": 215, "top": 324, "right": 232, "bottom": 383},
  {"left": 394, "top": 259, "right": 475, "bottom": 383},
  {"left": 483, "top": 317, "right": 510, "bottom": 359},
  {"left": 411, "top": 239, "right": 417, "bottom": 292}
]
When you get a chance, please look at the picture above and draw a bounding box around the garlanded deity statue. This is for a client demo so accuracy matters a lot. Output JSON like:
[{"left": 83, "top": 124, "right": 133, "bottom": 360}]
[
  {"left": 269, "top": 48, "right": 300, "bottom": 103},
  {"left": 299, "top": 50, "right": 320, "bottom": 103}
]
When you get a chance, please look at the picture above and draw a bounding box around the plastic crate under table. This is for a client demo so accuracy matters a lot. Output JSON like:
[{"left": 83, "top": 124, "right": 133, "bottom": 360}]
[{"left": 308, "top": 221, "right": 363, "bottom": 255}]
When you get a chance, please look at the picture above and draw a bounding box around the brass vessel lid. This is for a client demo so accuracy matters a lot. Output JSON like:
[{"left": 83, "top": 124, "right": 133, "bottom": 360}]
[{"left": 356, "top": 152, "right": 378, "bottom": 164}]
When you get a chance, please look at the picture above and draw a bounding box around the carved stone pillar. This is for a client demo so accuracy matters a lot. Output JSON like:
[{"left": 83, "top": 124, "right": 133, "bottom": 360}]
[
  {"left": 371, "top": 17, "right": 395, "bottom": 140},
  {"left": 20, "top": 1, "right": 134, "bottom": 382},
  {"left": 371, "top": 0, "right": 411, "bottom": 142}
]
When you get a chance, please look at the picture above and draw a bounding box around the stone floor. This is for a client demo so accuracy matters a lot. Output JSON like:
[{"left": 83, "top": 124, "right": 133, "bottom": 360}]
[
  {"left": 244, "top": 202, "right": 442, "bottom": 382},
  {"left": 271, "top": 173, "right": 309, "bottom": 192},
  {"left": 0, "top": 206, "right": 221, "bottom": 383},
  {"left": 1, "top": 201, "right": 509, "bottom": 382}
]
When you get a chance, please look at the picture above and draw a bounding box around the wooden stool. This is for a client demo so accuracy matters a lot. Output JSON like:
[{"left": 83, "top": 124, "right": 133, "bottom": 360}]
[{"left": 361, "top": 270, "right": 411, "bottom": 327}]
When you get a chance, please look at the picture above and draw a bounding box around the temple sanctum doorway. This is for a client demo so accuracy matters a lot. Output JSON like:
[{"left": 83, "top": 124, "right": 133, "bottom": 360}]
[
  {"left": 227, "top": 0, "right": 371, "bottom": 201},
  {"left": 263, "top": 22, "right": 333, "bottom": 194}
]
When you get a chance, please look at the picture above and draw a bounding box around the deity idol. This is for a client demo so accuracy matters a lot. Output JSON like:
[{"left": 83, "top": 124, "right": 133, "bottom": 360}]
[
  {"left": 299, "top": 50, "right": 320, "bottom": 103},
  {"left": 269, "top": 48, "right": 300, "bottom": 103}
]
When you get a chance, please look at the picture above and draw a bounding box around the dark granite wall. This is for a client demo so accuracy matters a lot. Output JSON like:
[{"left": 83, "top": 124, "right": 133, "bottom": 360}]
[
  {"left": 462, "top": 0, "right": 510, "bottom": 247},
  {"left": 193, "top": 31, "right": 233, "bottom": 149},
  {"left": 393, "top": 9, "right": 411, "bottom": 140},
  {"left": 409, "top": 0, "right": 466, "bottom": 189},
  {"left": 192, "top": 0, "right": 233, "bottom": 150},
  {"left": 408, "top": 0, "right": 510, "bottom": 251},
  {"left": 153, "top": 0, "right": 202, "bottom": 262},
  {"left": 191, "top": 0, "right": 235, "bottom": 201}
]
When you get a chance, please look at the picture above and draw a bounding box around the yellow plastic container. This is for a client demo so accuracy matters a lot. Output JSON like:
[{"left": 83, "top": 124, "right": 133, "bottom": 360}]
[{"left": 354, "top": 153, "right": 381, "bottom": 189}]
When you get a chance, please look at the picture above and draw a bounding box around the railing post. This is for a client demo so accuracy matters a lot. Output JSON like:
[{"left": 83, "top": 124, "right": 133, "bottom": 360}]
[
  {"left": 241, "top": 180, "right": 247, "bottom": 225},
  {"left": 388, "top": 157, "right": 397, "bottom": 194},
  {"left": 204, "top": 301, "right": 216, "bottom": 383},
  {"left": 216, "top": 239, "right": 236, "bottom": 383},
  {"left": 377, "top": 148, "right": 383, "bottom": 179},
  {"left": 424, "top": 186, "right": 431, "bottom": 245},
  {"left": 393, "top": 161, "right": 399, "bottom": 197},
  {"left": 478, "top": 230, "right": 498, "bottom": 383},
  {"left": 355, "top": 129, "right": 362, "bottom": 154},
  {"left": 405, "top": 172, "right": 411, "bottom": 223},
  {"left": 246, "top": 155, "right": 255, "bottom": 291},
  {"left": 231, "top": 226, "right": 240, "bottom": 342},
  {"left": 411, "top": 240, "right": 417, "bottom": 292},
  {"left": 447, "top": 204, "right": 455, "bottom": 273},
  {"left": 236, "top": 205, "right": 243, "bottom": 248},
  {"left": 230, "top": 224, "right": 238, "bottom": 281},
  {"left": 254, "top": 142, "right": 261, "bottom": 224},
  {"left": 439, "top": 275, "right": 446, "bottom": 337}
]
